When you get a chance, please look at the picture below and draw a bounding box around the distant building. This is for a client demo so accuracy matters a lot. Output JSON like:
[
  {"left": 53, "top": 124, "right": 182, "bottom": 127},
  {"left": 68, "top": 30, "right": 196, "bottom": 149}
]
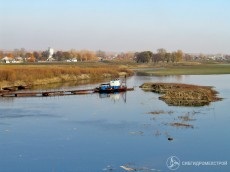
[
  {"left": 71, "top": 58, "right": 78, "bottom": 62},
  {"left": 12, "top": 56, "right": 24, "bottom": 63},
  {"left": 66, "top": 58, "right": 77, "bottom": 62},
  {"left": 47, "top": 47, "right": 54, "bottom": 61},
  {"left": 2, "top": 56, "right": 12, "bottom": 63}
]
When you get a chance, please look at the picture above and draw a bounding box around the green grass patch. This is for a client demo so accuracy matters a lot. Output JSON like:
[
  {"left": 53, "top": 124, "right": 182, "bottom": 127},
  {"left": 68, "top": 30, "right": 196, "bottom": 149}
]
[{"left": 136, "top": 64, "right": 230, "bottom": 75}]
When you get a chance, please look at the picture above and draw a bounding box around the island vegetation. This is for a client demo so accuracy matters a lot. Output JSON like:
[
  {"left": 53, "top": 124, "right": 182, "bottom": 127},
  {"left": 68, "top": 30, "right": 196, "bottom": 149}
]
[{"left": 140, "top": 82, "right": 222, "bottom": 106}]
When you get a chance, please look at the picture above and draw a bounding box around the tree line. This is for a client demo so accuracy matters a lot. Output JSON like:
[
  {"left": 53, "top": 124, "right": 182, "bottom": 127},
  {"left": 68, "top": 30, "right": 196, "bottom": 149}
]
[
  {"left": 0, "top": 48, "right": 195, "bottom": 63},
  {"left": 0, "top": 48, "right": 100, "bottom": 62},
  {"left": 135, "top": 49, "right": 188, "bottom": 63}
]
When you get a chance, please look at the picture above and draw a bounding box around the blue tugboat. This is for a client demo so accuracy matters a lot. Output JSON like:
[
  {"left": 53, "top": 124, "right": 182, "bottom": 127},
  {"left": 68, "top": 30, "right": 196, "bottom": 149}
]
[{"left": 94, "top": 79, "right": 131, "bottom": 93}]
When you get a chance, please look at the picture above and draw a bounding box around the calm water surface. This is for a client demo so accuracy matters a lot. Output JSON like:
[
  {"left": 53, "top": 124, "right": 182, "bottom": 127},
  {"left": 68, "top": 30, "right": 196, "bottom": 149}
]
[{"left": 0, "top": 75, "right": 229, "bottom": 172}]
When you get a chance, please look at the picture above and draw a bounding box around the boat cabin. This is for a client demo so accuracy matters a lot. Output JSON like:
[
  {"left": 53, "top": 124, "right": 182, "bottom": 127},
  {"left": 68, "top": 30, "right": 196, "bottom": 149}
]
[
  {"left": 100, "top": 84, "right": 111, "bottom": 91},
  {"left": 109, "top": 79, "right": 121, "bottom": 89}
]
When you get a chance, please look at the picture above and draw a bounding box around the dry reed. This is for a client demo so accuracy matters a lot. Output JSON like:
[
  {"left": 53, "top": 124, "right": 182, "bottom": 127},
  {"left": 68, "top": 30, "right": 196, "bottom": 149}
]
[{"left": 0, "top": 64, "right": 133, "bottom": 87}]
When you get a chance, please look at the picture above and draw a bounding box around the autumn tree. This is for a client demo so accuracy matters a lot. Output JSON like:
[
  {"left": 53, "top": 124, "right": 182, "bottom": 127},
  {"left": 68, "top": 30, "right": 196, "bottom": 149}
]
[
  {"left": 117, "top": 52, "right": 135, "bottom": 60},
  {"left": 33, "top": 51, "right": 41, "bottom": 61},
  {"left": 41, "top": 50, "right": 49, "bottom": 60},
  {"left": 7, "top": 53, "right": 13, "bottom": 58},
  {"left": 152, "top": 53, "right": 161, "bottom": 63},
  {"left": 0, "top": 51, "right": 3, "bottom": 59},
  {"left": 96, "top": 50, "right": 106, "bottom": 59},
  {"left": 69, "top": 49, "right": 78, "bottom": 59},
  {"left": 13, "top": 49, "right": 21, "bottom": 57},
  {"left": 184, "top": 54, "right": 193, "bottom": 61},
  {"left": 53, "top": 51, "right": 63, "bottom": 61},
  {"left": 165, "top": 53, "right": 171, "bottom": 63},
  {"left": 76, "top": 51, "right": 84, "bottom": 61},
  {"left": 157, "top": 48, "right": 167, "bottom": 62},
  {"left": 171, "top": 52, "right": 177, "bottom": 63},
  {"left": 76, "top": 50, "right": 97, "bottom": 61},
  {"left": 135, "top": 51, "right": 153, "bottom": 63},
  {"left": 175, "top": 50, "right": 183, "bottom": 62},
  {"left": 62, "top": 51, "right": 71, "bottom": 60},
  {"left": 154, "top": 49, "right": 184, "bottom": 63},
  {"left": 25, "top": 53, "right": 35, "bottom": 62},
  {"left": 18, "top": 48, "right": 26, "bottom": 58}
]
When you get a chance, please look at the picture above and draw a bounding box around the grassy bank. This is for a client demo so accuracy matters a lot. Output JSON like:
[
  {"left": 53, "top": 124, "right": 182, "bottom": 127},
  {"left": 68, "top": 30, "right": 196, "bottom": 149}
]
[
  {"left": 0, "top": 62, "right": 133, "bottom": 87},
  {"left": 1, "top": 61, "right": 230, "bottom": 88},
  {"left": 136, "top": 63, "right": 230, "bottom": 75}
]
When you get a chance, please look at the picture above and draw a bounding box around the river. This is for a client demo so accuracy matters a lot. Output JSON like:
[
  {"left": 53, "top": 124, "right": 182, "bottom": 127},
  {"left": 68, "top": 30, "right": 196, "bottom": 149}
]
[{"left": 0, "top": 75, "right": 229, "bottom": 172}]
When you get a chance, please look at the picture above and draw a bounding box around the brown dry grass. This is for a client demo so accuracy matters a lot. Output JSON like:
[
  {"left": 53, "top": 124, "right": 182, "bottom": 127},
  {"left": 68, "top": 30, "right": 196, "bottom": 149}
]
[
  {"left": 148, "top": 110, "right": 174, "bottom": 115},
  {"left": 140, "top": 82, "right": 222, "bottom": 106},
  {"left": 170, "top": 122, "right": 194, "bottom": 128},
  {"left": 0, "top": 64, "right": 133, "bottom": 87}
]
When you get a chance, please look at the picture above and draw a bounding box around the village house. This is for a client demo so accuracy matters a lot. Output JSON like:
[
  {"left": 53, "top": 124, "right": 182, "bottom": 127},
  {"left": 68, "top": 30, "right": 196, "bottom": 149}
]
[{"left": 1, "top": 56, "right": 12, "bottom": 63}]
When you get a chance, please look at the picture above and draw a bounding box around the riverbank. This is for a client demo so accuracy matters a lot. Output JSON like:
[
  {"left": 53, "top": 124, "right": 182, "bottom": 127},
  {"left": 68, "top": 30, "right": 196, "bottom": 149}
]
[
  {"left": 0, "top": 62, "right": 133, "bottom": 88},
  {"left": 135, "top": 63, "right": 230, "bottom": 75},
  {"left": 1, "top": 61, "right": 230, "bottom": 88}
]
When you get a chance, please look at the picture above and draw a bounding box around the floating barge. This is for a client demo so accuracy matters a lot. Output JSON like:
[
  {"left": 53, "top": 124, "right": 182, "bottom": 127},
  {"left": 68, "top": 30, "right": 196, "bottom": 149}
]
[
  {"left": 94, "top": 78, "right": 134, "bottom": 93},
  {"left": 0, "top": 79, "right": 134, "bottom": 98}
]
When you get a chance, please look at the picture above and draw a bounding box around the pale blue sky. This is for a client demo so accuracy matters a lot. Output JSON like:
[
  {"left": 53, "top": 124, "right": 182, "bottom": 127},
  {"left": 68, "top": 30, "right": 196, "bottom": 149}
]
[{"left": 0, "top": 0, "right": 230, "bottom": 53}]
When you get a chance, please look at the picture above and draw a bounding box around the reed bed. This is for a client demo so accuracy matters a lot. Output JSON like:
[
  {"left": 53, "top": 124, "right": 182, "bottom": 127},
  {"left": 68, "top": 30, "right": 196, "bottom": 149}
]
[
  {"left": 0, "top": 64, "right": 133, "bottom": 87},
  {"left": 140, "top": 82, "right": 222, "bottom": 106}
]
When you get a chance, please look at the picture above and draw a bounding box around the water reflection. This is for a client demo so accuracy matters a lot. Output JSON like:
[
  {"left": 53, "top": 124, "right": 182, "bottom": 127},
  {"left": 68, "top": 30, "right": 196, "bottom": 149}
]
[
  {"left": 71, "top": 119, "right": 138, "bottom": 131},
  {"left": 0, "top": 113, "right": 59, "bottom": 119},
  {"left": 98, "top": 92, "right": 127, "bottom": 103},
  {"left": 153, "top": 75, "right": 185, "bottom": 82},
  {"left": 0, "top": 122, "right": 9, "bottom": 126},
  {"left": 0, "top": 108, "right": 60, "bottom": 119},
  {"left": 0, "top": 97, "right": 14, "bottom": 103},
  {"left": 136, "top": 71, "right": 186, "bottom": 82}
]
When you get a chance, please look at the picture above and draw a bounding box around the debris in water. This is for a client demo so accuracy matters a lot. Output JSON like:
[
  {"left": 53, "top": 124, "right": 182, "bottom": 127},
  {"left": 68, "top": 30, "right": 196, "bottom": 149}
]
[
  {"left": 168, "top": 137, "right": 173, "bottom": 141},
  {"left": 147, "top": 110, "right": 174, "bottom": 115},
  {"left": 170, "top": 122, "right": 194, "bottom": 128},
  {"left": 129, "top": 131, "right": 144, "bottom": 135},
  {"left": 120, "top": 164, "right": 161, "bottom": 171},
  {"left": 102, "top": 165, "right": 115, "bottom": 171},
  {"left": 154, "top": 130, "right": 161, "bottom": 136},
  {"left": 178, "top": 115, "right": 196, "bottom": 122},
  {"left": 120, "top": 165, "right": 134, "bottom": 171}
]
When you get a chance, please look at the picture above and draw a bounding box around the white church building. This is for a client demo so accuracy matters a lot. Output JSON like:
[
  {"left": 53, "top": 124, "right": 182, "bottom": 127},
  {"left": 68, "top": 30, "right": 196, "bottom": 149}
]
[{"left": 47, "top": 47, "right": 54, "bottom": 61}]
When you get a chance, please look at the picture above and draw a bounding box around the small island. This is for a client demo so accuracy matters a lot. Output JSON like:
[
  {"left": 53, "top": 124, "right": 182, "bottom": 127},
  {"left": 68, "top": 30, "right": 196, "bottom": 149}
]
[{"left": 140, "top": 82, "right": 222, "bottom": 106}]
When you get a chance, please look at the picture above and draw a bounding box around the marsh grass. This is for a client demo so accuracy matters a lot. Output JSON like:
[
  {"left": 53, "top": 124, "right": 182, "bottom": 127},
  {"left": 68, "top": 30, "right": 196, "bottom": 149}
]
[
  {"left": 140, "top": 82, "right": 222, "bottom": 106},
  {"left": 0, "top": 63, "right": 133, "bottom": 87}
]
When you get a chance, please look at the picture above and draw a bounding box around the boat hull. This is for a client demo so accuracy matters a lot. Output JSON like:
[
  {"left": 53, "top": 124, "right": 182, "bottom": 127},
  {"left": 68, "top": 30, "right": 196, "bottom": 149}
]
[{"left": 94, "top": 87, "right": 128, "bottom": 93}]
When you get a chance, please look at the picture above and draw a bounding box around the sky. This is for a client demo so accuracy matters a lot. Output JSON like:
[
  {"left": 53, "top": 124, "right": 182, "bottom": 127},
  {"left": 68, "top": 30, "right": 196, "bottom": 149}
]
[{"left": 0, "top": 0, "right": 230, "bottom": 54}]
